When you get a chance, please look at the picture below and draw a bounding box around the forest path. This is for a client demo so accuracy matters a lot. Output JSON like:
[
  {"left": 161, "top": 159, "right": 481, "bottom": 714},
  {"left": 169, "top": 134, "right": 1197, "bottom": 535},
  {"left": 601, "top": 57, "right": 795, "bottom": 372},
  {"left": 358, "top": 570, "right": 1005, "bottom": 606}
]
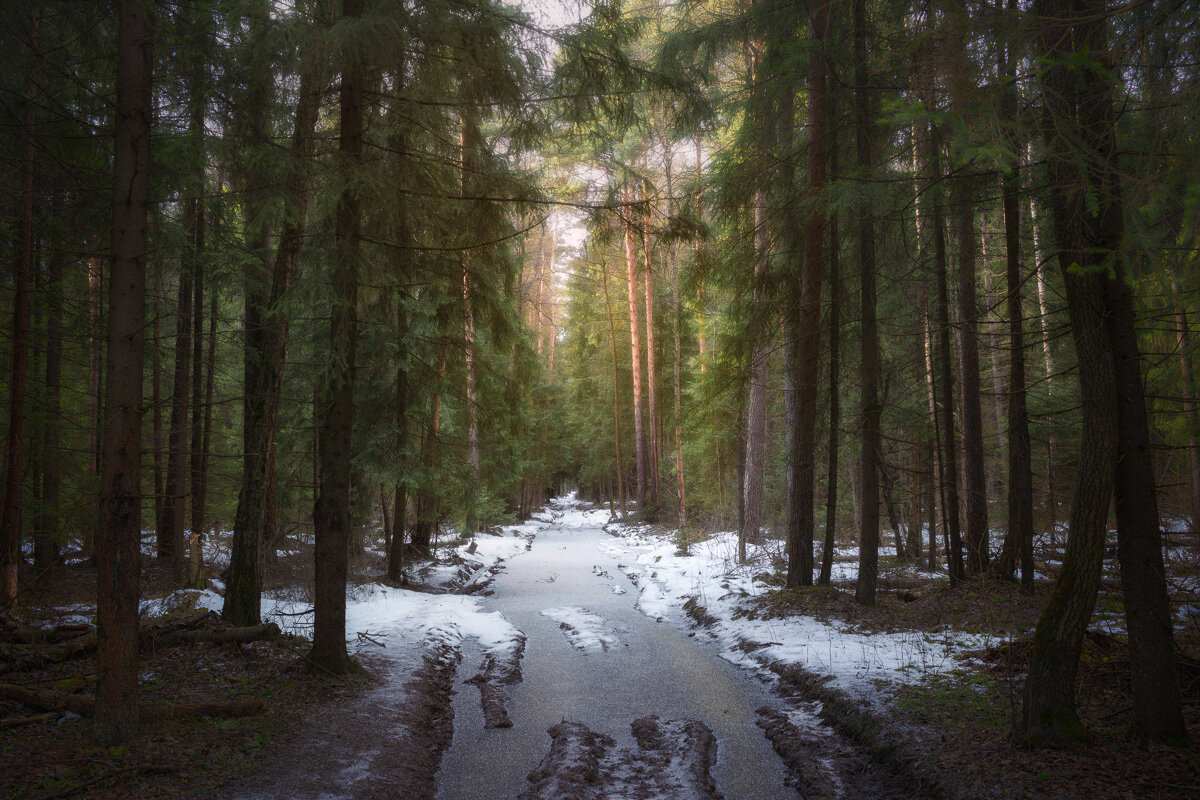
[{"left": 435, "top": 501, "right": 800, "bottom": 800}]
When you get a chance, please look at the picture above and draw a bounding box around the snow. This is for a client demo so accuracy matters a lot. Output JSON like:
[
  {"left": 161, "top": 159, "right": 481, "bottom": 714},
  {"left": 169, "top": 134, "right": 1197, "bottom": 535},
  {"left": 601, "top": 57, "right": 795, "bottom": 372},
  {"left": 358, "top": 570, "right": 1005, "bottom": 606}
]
[
  {"left": 603, "top": 524, "right": 999, "bottom": 699},
  {"left": 541, "top": 606, "right": 622, "bottom": 652}
]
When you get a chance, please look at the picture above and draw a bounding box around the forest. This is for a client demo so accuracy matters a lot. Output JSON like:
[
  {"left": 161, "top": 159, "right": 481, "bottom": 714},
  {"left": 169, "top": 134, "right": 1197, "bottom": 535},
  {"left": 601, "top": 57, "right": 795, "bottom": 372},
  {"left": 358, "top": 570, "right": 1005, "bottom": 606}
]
[{"left": 1, "top": 0, "right": 1199, "bottom": 797}]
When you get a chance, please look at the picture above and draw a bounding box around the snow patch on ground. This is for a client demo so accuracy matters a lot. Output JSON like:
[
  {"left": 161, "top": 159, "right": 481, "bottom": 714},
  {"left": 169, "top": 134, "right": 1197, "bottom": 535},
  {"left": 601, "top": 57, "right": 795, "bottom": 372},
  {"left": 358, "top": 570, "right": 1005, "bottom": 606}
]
[
  {"left": 605, "top": 526, "right": 998, "bottom": 699},
  {"left": 541, "top": 607, "right": 622, "bottom": 652}
]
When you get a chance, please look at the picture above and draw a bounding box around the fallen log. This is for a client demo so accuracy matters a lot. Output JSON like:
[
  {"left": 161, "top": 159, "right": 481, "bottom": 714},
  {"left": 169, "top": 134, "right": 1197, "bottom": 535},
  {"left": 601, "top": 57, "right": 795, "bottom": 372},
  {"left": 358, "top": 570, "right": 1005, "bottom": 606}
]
[
  {"left": 0, "top": 632, "right": 98, "bottom": 675},
  {"left": 0, "top": 683, "right": 93, "bottom": 716},
  {"left": 0, "top": 683, "right": 266, "bottom": 721},
  {"left": 2, "top": 711, "right": 57, "bottom": 728},
  {"left": 3, "top": 623, "right": 92, "bottom": 645},
  {"left": 0, "top": 612, "right": 215, "bottom": 673},
  {"left": 149, "top": 622, "right": 280, "bottom": 649}
]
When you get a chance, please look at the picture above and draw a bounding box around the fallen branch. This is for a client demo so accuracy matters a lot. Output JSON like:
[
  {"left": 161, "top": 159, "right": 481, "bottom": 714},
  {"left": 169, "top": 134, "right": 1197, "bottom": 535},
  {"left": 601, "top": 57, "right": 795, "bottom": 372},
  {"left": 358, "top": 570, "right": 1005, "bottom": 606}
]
[{"left": 31, "top": 763, "right": 178, "bottom": 800}]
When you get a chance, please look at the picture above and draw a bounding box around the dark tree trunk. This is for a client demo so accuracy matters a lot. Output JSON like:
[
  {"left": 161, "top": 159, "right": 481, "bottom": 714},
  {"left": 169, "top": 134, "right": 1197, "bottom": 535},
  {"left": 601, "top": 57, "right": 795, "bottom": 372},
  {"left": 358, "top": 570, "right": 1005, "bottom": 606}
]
[
  {"left": 1018, "top": 0, "right": 1154, "bottom": 746},
  {"left": 1108, "top": 272, "right": 1188, "bottom": 743},
  {"left": 930, "top": 128, "right": 965, "bottom": 583},
  {"left": 952, "top": 181, "right": 990, "bottom": 576},
  {"left": 94, "top": 0, "right": 152, "bottom": 745},
  {"left": 387, "top": 286, "right": 409, "bottom": 583},
  {"left": 997, "top": 22, "right": 1035, "bottom": 588},
  {"left": 159, "top": 263, "right": 191, "bottom": 573},
  {"left": 225, "top": 29, "right": 327, "bottom": 626},
  {"left": 1170, "top": 267, "right": 1200, "bottom": 538},
  {"left": 820, "top": 107, "right": 841, "bottom": 586},
  {"left": 310, "top": 0, "right": 364, "bottom": 675},
  {"left": 187, "top": 199, "right": 206, "bottom": 586},
  {"left": 853, "top": 0, "right": 881, "bottom": 605},
  {"left": 192, "top": 292, "right": 216, "bottom": 587},
  {"left": 35, "top": 182, "right": 65, "bottom": 572},
  {"left": 1, "top": 11, "right": 38, "bottom": 604},
  {"left": 786, "top": 0, "right": 828, "bottom": 589}
]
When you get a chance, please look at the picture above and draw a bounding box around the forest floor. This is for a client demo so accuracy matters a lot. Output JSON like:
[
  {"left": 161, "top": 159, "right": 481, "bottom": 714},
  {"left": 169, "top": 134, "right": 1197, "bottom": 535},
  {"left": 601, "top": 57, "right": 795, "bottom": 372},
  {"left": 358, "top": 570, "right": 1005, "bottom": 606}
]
[{"left": 2, "top": 501, "right": 1200, "bottom": 799}]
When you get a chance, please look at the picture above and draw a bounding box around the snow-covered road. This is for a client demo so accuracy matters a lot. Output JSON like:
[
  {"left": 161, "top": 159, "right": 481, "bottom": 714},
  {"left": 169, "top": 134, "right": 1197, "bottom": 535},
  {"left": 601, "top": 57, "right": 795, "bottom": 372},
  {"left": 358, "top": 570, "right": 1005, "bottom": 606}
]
[{"left": 436, "top": 498, "right": 798, "bottom": 800}]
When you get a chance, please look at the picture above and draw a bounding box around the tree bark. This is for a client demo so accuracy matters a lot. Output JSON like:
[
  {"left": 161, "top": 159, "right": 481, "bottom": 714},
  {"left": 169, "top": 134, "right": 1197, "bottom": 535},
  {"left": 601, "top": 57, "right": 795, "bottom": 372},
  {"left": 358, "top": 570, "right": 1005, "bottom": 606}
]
[
  {"left": 311, "top": 0, "right": 364, "bottom": 676},
  {"left": 1169, "top": 267, "right": 1200, "bottom": 537},
  {"left": 853, "top": 0, "right": 881, "bottom": 605},
  {"left": 820, "top": 101, "right": 841, "bottom": 586},
  {"left": 35, "top": 181, "right": 65, "bottom": 572},
  {"left": 159, "top": 262, "right": 191, "bottom": 572},
  {"left": 624, "top": 184, "right": 648, "bottom": 511},
  {"left": 601, "top": 262, "right": 627, "bottom": 515},
  {"left": 741, "top": 27, "right": 772, "bottom": 559},
  {"left": 1018, "top": 0, "right": 1147, "bottom": 745},
  {"left": 1, "top": 10, "right": 39, "bottom": 604},
  {"left": 996, "top": 20, "right": 1035, "bottom": 588},
  {"left": 786, "top": 0, "right": 828, "bottom": 589},
  {"left": 225, "top": 18, "right": 327, "bottom": 626},
  {"left": 642, "top": 181, "right": 661, "bottom": 508},
  {"left": 930, "top": 127, "right": 965, "bottom": 583},
  {"left": 94, "top": 0, "right": 152, "bottom": 745}
]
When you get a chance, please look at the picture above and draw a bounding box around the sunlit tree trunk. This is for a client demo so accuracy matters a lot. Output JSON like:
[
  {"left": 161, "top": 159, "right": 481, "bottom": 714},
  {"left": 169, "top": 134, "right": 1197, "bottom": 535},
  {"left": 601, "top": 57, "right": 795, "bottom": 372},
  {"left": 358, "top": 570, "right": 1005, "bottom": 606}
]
[{"left": 624, "top": 184, "right": 648, "bottom": 511}]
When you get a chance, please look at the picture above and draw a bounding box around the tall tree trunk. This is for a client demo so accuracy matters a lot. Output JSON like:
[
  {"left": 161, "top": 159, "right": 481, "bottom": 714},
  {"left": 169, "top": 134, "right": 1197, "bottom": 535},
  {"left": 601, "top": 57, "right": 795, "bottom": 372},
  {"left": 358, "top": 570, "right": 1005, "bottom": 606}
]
[
  {"left": 186, "top": 193, "right": 206, "bottom": 586},
  {"left": 191, "top": 292, "right": 216, "bottom": 587},
  {"left": 159, "top": 264, "right": 191, "bottom": 571},
  {"left": 225, "top": 22, "right": 327, "bottom": 625},
  {"left": 853, "top": 0, "right": 881, "bottom": 605},
  {"left": 311, "top": 0, "right": 364, "bottom": 676},
  {"left": 1108, "top": 267, "right": 1187, "bottom": 744},
  {"left": 1, "top": 10, "right": 38, "bottom": 604},
  {"left": 930, "top": 127, "right": 965, "bottom": 583},
  {"left": 1017, "top": 0, "right": 1183, "bottom": 745},
  {"left": 741, "top": 27, "right": 772, "bottom": 560},
  {"left": 94, "top": 0, "right": 152, "bottom": 744},
  {"left": 624, "top": 184, "right": 648, "bottom": 511},
  {"left": 694, "top": 138, "right": 707, "bottom": 372},
  {"left": 820, "top": 100, "right": 841, "bottom": 586},
  {"left": 86, "top": 253, "right": 103, "bottom": 562},
  {"left": 388, "top": 292, "right": 408, "bottom": 583},
  {"left": 1029, "top": 172, "right": 1059, "bottom": 525},
  {"left": 601, "top": 263, "right": 627, "bottom": 515},
  {"left": 1169, "top": 267, "right": 1200, "bottom": 536},
  {"left": 673, "top": 255, "right": 686, "bottom": 527},
  {"left": 787, "top": 0, "right": 828, "bottom": 589},
  {"left": 641, "top": 181, "right": 661, "bottom": 508},
  {"left": 943, "top": 0, "right": 990, "bottom": 576},
  {"left": 35, "top": 181, "right": 65, "bottom": 572},
  {"left": 460, "top": 113, "right": 481, "bottom": 536},
  {"left": 411, "top": 320, "right": 447, "bottom": 556},
  {"left": 151, "top": 268, "right": 165, "bottom": 554},
  {"left": 953, "top": 180, "right": 990, "bottom": 576},
  {"left": 996, "top": 21, "right": 1035, "bottom": 588}
]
